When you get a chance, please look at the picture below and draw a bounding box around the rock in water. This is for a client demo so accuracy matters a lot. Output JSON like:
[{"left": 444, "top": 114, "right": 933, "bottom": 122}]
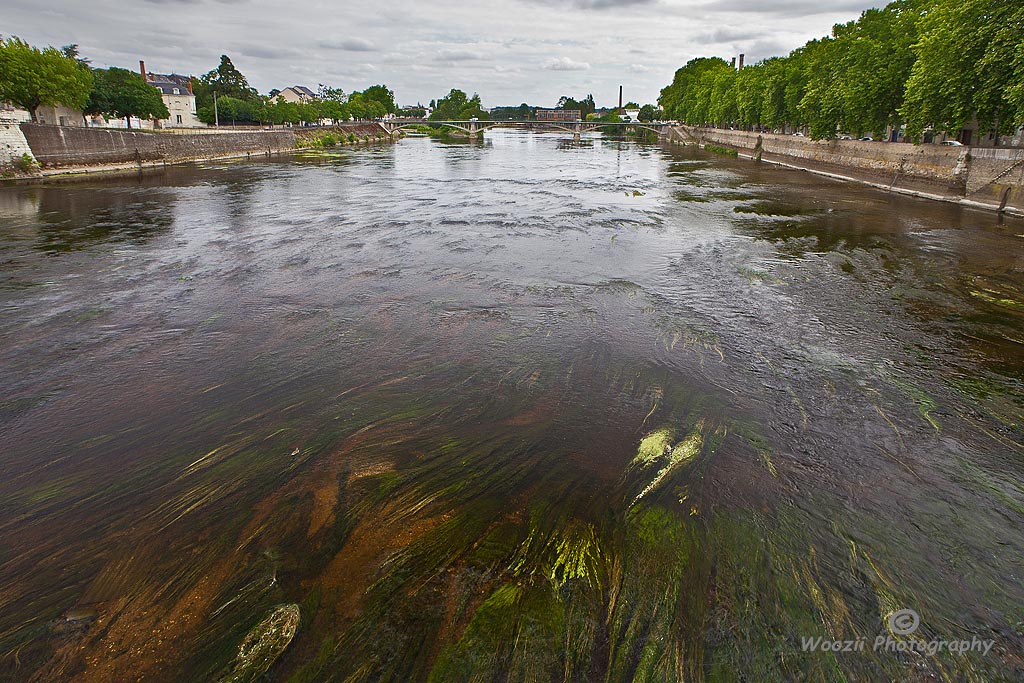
[{"left": 219, "top": 604, "right": 300, "bottom": 683}]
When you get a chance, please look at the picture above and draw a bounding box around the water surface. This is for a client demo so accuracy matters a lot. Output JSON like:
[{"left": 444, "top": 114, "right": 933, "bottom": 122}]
[{"left": 1, "top": 131, "right": 1023, "bottom": 682}]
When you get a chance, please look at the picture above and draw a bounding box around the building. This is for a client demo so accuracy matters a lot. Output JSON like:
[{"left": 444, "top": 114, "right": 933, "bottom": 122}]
[
  {"left": 139, "top": 62, "right": 202, "bottom": 128},
  {"left": 274, "top": 86, "right": 318, "bottom": 104},
  {"left": 536, "top": 108, "right": 581, "bottom": 121},
  {"left": 2, "top": 100, "right": 87, "bottom": 126}
]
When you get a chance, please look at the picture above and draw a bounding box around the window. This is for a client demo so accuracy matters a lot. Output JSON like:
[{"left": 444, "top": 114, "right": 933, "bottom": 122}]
[
  {"left": 176, "top": 115, "right": 183, "bottom": 124},
  {"left": 172, "top": 88, "right": 179, "bottom": 95}
]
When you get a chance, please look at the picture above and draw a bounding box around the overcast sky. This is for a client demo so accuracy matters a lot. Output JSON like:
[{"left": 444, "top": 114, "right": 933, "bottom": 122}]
[{"left": 4, "top": 0, "right": 876, "bottom": 108}]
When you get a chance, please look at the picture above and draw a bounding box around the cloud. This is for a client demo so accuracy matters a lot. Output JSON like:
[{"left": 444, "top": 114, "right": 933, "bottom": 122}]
[
  {"left": 1, "top": 0, "right": 874, "bottom": 109},
  {"left": 699, "top": 0, "right": 869, "bottom": 18},
  {"left": 318, "top": 37, "right": 376, "bottom": 52},
  {"left": 435, "top": 49, "right": 485, "bottom": 61},
  {"left": 237, "top": 45, "right": 301, "bottom": 60},
  {"left": 543, "top": 56, "right": 590, "bottom": 71},
  {"left": 526, "top": 0, "right": 656, "bottom": 9},
  {"left": 695, "top": 27, "right": 763, "bottom": 44}
]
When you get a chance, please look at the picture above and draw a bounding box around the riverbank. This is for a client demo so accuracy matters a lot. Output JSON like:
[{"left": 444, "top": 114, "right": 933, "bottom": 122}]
[
  {"left": 0, "top": 122, "right": 393, "bottom": 179},
  {"left": 669, "top": 126, "right": 1024, "bottom": 216}
]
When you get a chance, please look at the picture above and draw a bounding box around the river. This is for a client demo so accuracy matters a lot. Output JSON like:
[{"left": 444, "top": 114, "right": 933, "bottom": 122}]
[{"left": 1, "top": 130, "right": 1022, "bottom": 682}]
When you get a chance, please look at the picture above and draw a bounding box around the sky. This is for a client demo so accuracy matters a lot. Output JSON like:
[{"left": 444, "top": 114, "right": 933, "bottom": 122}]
[{"left": 3, "top": 0, "right": 877, "bottom": 108}]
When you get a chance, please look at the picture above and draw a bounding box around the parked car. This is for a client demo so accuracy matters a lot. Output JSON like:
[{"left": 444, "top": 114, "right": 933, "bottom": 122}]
[
  {"left": 941, "top": 140, "right": 964, "bottom": 146},
  {"left": 858, "top": 136, "right": 873, "bottom": 141},
  {"left": 792, "top": 132, "right": 806, "bottom": 137},
  {"left": 838, "top": 135, "right": 853, "bottom": 140}
]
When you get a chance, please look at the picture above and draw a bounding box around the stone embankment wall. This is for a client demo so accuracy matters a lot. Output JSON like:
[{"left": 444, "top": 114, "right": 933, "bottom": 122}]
[
  {"left": 670, "top": 126, "right": 1024, "bottom": 214},
  {"left": 11, "top": 122, "right": 392, "bottom": 175},
  {"left": 0, "top": 119, "right": 35, "bottom": 171}
]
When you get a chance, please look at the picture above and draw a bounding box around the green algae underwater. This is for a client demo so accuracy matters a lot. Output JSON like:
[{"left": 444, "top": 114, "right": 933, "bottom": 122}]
[{"left": 1, "top": 133, "right": 1023, "bottom": 682}]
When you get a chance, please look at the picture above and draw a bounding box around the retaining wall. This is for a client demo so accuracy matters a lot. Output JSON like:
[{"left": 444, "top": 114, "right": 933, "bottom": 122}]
[
  {"left": 0, "top": 119, "right": 35, "bottom": 170},
  {"left": 14, "top": 122, "right": 392, "bottom": 173},
  {"left": 674, "top": 126, "right": 1024, "bottom": 214}
]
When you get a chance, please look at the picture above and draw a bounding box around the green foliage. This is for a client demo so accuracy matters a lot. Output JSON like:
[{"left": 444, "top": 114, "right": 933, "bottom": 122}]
[
  {"left": 16, "top": 152, "right": 37, "bottom": 173},
  {"left": 903, "top": 0, "right": 1024, "bottom": 137},
  {"left": 428, "top": 89, "right": 489, "bottom": 121},
  {"left": 556, "top": 94, "right": 596, "bottom": 119},
  {"left": 85, "top": 67, "right": 169, "bottom": 127},
  {"left": 194, "top": 55, "right": 258, "bottom": 108},
  {"left": 704, "top": 144, "right": 739, "bottom": 157},
  {"left": 345, "top": 85, "right": 395, "bottom": 120},
  {"left": 397, "top": 106, "right": 427, "bottom": 117},
  {"left": 637, "top": 104, "right": 662, "bottom": 122},
  {"left": 657, "top": 0, "right": 1024, "bottom": 141},
  {"left": 489, "top": 103, "right": 534, "bottom": 120},
  {"left": 298, "top": 132, "right": 339, "bottom": 149},
  {"left": 0, "top": 36, "right": 93, "bottom": 120}
]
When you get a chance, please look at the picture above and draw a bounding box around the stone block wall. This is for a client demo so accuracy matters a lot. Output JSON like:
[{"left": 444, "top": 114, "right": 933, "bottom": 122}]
[
  {"left": 19, "top": 124, "right": 296, "bottom": 169},
  {"left": 675, "top": 126, "right": 1024, "bottom": 212}
]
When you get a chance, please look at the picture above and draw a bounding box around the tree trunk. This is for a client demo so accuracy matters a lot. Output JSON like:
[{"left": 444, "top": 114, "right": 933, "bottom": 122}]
[
  {"left": 126, "top": 116, "right": 132, "bottom": 130},
  {"left": 29, "top": 106, "right": 38, "bottom": 123}
]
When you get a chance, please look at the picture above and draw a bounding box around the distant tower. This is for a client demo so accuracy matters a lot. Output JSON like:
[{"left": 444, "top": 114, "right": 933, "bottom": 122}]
[
  {"left": 618, "top": 85, "right": 623, "bottom": 112},
  {"left": 731, "top": 57, "right": 736, "bottom": 68},
  {"left": 738, "top": 54, "right": 745, "bottom": 70}
]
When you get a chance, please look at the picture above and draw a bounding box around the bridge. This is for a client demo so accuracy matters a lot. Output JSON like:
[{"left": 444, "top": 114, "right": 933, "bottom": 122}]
[{"left": 376, "top": 119, "right": 671, "bottom": 141}]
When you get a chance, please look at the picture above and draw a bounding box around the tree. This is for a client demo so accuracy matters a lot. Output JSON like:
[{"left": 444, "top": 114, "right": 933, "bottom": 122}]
[
  {"left": 637, "top": 104, "right": 662, "bottom": 122},
  {"left": 356, "top": 84, "right": 396, "bottom": 114},
  {"left": 84, "top": 67, "right": 169, "bottom": 128},
  {"left": 60, "top": 44, "right": 90, "bottom": 68},
  {"left": 0, "top": 37, "right": 93, "bottom": 122},
  {"left": 556, "top": 94, "right": 595, "bottom": 119},
  {"left": 194, "top": 55, "right": 258, "bottom": 109},
  {"left": 658, "top": 57, "right": 732, "bottom": 124},
  {"left": 196, "top": 94, "right": 258, "bottom": 126},
  {"left": 903, "top": 0, "right": 1022, "bottom": 141},
  {"left": 429, "top": 89, "right": 488, "bottom": 121},
  {"left": 321, "top": 99, "right": 349, "bottom": 123},
  {"left": 318, "top": 85, "right": 347, "bottom": 103}
]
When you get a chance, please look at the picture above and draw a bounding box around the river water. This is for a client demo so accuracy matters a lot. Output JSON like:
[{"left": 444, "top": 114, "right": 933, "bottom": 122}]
[{"left": 1, "top": 131, "right": 1022, "bottom": 682}]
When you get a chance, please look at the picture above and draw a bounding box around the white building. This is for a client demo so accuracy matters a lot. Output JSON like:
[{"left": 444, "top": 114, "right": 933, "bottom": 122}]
[
  {"left": 274, "top": 86, "right": 317, "bottom": 104},
  {"left": 142, "top": 64, "right": 203, "bottom": 128}
]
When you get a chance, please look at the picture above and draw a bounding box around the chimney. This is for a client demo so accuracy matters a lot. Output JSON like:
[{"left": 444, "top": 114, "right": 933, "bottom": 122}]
[
  {"left": 618, "top": 85, "right": 623, "bottom": 111},
  {"left": 139, "top": 60, "right": 147, "bottom": 80},
  {"left": 731, "top": 57, "right": 736, "bottom": 68},
  {"left": 738, "top": 54, "right": 745, "bottom": 70}
]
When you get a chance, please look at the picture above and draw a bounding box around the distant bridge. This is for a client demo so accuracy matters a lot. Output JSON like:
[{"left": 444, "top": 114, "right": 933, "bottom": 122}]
[{"left": 376, "top": 119, "right": 671, "bottom": 140}]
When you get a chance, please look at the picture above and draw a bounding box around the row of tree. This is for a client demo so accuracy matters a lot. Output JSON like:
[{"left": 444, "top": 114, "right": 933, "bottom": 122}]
[
  {"left": 189, "top": 56, "right": 400, "bottom": 125},
  {"left": 0, "top": 40, "right": 406, "bottom": 127},
  {"left": 658, "top": 0, "right": 1024, "bottom": 141}
]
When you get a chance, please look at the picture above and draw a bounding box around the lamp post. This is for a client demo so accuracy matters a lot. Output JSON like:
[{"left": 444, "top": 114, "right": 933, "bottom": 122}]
[{"left": 214, "top": 91, "right": 219, "bottom": 127}]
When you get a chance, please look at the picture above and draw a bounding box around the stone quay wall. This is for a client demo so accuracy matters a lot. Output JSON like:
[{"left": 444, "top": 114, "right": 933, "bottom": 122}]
[
  {"left": 670, "top": 126, "right": 1024, "bottom": 214},
  {"left": 12, "top": 122, "right": 393, "bottom": 174}
]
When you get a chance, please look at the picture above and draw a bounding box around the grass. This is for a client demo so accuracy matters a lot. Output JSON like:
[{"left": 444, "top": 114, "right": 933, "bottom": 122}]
[{"left": 704, "top": 144, "right": 739, "bottom": 157}]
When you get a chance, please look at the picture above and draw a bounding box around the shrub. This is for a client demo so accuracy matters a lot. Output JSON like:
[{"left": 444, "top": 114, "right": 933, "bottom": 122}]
[
  {"left": 704, "top": 144, "right": 738, "bottom": 157},
  {"left": 15, "top": 153, "right": 37, "bottom": 173}
]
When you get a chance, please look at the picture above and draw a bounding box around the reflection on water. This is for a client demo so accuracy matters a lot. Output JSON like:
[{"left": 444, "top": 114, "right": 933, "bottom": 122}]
[{"left": 1, "top": 131, "right": 1022, "bottom": 682}]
